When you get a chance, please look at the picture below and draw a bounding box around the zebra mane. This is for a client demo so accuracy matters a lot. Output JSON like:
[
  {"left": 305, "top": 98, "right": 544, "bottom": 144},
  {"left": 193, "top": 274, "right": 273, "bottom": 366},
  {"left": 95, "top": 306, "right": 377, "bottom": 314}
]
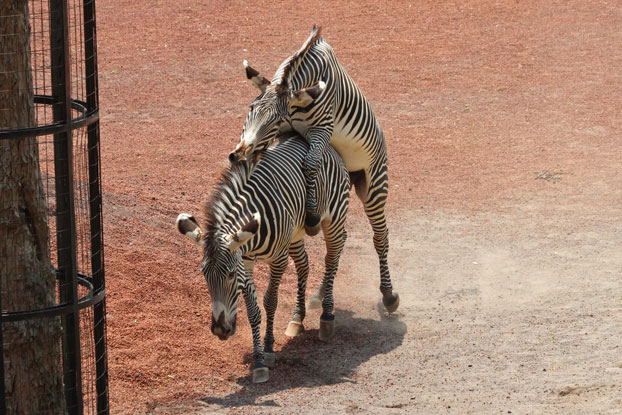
[
  {"left": 202, "top": 158, "right": 254, "bottom": 256},
  {"left": 275, "top": 25, "right": 322, "bottom": 93}
]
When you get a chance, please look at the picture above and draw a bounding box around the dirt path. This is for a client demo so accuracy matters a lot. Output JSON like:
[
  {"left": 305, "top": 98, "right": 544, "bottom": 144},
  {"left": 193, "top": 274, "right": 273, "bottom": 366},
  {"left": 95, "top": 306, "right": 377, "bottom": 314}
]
[
  {"left": 150, "top": 187, "right": 622, "bottom": 414},
  {"left": 95, "top": 1, "right": 622, "bottom": 413}
]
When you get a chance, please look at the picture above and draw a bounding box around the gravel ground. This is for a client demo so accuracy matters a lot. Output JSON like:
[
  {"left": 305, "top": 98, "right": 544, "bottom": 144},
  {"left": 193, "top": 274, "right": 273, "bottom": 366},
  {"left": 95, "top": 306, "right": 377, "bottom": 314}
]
[
  {"left": 96, "top": 0, "right": 622, "bottom": 413},
  {"left": 151, "top": 184, "right": 622, "bottom": 413}
]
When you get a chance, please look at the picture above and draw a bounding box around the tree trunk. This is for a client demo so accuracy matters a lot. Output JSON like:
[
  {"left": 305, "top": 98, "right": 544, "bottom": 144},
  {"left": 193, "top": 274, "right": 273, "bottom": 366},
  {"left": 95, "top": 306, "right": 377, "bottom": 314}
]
[{"left": 0, "top": 1, "right": 66, "bottom": 413}]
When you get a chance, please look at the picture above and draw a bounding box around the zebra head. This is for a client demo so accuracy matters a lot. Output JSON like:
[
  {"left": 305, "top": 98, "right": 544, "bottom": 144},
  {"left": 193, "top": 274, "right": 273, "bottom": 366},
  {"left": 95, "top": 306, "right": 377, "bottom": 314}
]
[
  {"left": 176, "top": 212, "right": 261, "bottom": 341},
  {"left": 228, "top": 60, "right": 326, "bottom": 164}
]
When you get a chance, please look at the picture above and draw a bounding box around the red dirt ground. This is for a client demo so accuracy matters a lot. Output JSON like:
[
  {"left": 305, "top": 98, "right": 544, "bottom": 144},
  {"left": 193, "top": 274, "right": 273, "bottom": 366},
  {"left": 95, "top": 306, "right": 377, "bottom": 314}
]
[{"left": 96, "top": 1, "right": 621, "bottom": 413}]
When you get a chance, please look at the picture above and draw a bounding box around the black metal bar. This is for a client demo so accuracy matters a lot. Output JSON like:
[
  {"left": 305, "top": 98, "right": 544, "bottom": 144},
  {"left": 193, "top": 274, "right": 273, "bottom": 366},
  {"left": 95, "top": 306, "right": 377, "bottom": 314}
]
[
  {"left": 0, "top": 268, "right": 6, "bottom": 415},
  {"left": 50, "top": 0, "right": 83, "bottom": 412},
  {"left": 83, "top": 0, "right": 109, "bottom": 411},
  {"left": 1, "top": 289, "right": 105, "bottom": 323},
  {"left": 1, "top": 276, "right": 104, "bottom": 323},
  {"left": 0, "top": 95, "right": 98, "bottom": 141},
  {"left": 0, "top": 112, "right": 98, "bottom": 140}
]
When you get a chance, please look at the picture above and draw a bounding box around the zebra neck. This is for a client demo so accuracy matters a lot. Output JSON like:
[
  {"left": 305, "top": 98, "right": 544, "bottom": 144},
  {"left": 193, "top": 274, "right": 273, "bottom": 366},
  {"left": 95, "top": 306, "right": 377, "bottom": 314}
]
[{"left": 204, "top": 160, "right": 255, "bottom": 238}]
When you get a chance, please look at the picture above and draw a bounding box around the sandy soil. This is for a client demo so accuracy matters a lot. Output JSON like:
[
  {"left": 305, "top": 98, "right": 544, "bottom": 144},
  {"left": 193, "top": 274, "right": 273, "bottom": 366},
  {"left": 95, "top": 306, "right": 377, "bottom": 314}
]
[{"left": 95, "top": 0, "right": 621, "bottom": 413}]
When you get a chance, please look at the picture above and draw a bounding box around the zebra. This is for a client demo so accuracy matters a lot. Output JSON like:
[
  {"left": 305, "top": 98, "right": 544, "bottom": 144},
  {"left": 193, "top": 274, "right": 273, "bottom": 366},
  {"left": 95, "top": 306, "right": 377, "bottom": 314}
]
[
  {"left": 228, "top": 26, "right": 399, "bottom": 314},
  {"left": 176, "top": 133, "right": 350, "bottom": 383}
]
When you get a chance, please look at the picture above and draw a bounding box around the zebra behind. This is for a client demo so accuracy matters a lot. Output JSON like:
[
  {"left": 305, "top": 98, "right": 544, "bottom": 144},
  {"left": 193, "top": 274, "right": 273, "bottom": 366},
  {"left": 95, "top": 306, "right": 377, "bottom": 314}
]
[
  {"left": 176, "top": 133, "right": 350, "bottom": 383},
  {"left": 229, "top": 26, "right": 399, "bottom": 313}
]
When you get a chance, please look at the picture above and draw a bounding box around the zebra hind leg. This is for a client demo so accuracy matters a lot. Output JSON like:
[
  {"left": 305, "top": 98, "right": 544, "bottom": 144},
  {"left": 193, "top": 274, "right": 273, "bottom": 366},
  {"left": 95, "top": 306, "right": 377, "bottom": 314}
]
[
  {"left": 318, "top": 223, "right": 346, "bottom": 341},
  {"left": 306, "top": 282, "right": 325, "bottom": 310},
  {"left": 262, "top": 258, "right": 287, "bottom": 368},
  {"left": 360, "top": 165, "right": 400, "bottom": 313},
  {"left": 370, "top": 216, "right": 399, "bottom": 313},
  {"left": 307, "top": 227, "right": 345, "bottom": 311},
  {"left": 285, "top": 239, "right": 308, "bottom": 337}
]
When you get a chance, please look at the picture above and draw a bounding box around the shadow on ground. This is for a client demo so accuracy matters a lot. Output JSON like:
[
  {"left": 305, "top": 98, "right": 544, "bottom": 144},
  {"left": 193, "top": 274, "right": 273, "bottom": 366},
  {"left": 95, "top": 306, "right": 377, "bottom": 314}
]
[{"left": 200, "top": 304, "right": 407, "bottom": 408}]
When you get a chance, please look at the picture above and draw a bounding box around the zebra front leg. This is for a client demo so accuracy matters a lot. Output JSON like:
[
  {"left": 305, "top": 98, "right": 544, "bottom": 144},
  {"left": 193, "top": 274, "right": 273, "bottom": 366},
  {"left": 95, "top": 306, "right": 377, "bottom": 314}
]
[
  {"left": 318, "top": 223, "right": 347, "bottom": 341},
  {"left": 241, "top": 264, "right": 269, "bottom": 383},
  {"left": 285, "top": 239, "right": 308, "bottom": 337},
  {"left": 303, "top": 127, "right": 333, "bottom": 236},
  {"left": 262, "top": 256, "right": 287, "bottom": 368}
]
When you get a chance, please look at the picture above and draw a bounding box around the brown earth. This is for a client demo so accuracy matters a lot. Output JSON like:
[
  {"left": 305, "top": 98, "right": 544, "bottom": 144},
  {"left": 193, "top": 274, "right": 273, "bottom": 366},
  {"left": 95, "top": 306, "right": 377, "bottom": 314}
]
[{"left": 96, "top": 0, "right": 621, "bottom": 413}]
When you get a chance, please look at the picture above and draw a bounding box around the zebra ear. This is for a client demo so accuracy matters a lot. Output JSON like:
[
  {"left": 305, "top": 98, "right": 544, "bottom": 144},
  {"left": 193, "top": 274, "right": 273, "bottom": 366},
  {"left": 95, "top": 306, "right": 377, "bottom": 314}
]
[
  {"left": 176, "top": 213, "right": 204, "bottom": 246},
  {"left": 290, "top": 81, "right": 326, "bottom": 107},
  {"left": 226, "top": 213, "right": 261, "bottom": 251},
  {"left": 244, "top": 60, "right": 269, "bottom": 92}
]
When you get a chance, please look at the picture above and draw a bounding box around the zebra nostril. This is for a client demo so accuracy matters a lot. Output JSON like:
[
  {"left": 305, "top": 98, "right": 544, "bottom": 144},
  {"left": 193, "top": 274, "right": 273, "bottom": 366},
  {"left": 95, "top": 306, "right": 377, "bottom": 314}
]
[
  {"left": 216, "top": 311, "right": 226, "bottom": 326},
  {"left": 228, "top": 152, "right": 237, "bottom": 164}
]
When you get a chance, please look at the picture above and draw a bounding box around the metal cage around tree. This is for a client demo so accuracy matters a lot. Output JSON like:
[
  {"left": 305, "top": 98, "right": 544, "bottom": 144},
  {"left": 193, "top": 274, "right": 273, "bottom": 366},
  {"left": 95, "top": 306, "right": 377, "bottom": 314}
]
[{"left": 0, "top": 0, "right": 108, "bottom": 413}]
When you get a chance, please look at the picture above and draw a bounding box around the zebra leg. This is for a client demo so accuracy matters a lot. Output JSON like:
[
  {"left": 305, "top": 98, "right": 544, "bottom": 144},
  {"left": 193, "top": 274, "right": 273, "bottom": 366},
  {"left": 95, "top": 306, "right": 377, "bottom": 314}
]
[
  {"left": 303, "top": 127, "right": 333, "bottom": 236},
  {"left": 318, "top": 221, "right": 347, "bottom": 342},
  {"left": 240, "top": 261, "right": 269, "bottom": 383},
  {"left": 262, "top": 256, "right": 287, "bottom": 367},
  {"left": 360, "top": 161, "right": 399, "bottom": 313},
  {"left": 307, "top": 282, "right": 325, "bottom": 310},
  {"left": 285, "top": 239, "right": 308, "bottom": 337}
]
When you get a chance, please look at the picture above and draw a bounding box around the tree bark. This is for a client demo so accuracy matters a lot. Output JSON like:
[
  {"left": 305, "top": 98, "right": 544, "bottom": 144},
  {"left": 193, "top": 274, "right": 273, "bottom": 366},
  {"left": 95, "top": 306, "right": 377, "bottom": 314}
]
[{"left": 0, "top": 1, "right": 66, "bottom": 413}]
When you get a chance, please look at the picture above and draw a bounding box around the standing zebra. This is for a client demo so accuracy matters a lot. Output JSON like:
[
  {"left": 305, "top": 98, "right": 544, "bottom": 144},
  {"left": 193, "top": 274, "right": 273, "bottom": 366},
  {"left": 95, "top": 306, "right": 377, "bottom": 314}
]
[
  {"left": 229, "top": 26, "right": 399, "bottom": 313},
  {"left": 176, "top": 133, "right": 350, "bottom": 383}
]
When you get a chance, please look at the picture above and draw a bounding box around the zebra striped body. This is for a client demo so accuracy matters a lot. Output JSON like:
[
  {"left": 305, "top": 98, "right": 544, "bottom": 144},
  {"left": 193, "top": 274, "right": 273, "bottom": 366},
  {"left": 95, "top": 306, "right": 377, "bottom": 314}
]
[
  {"left": 177, "top": 133, "right": 349, "bottom": 378},
  {"left": 233, "top": 27, "right": 399, "bottom": 312},
  {"left": 277, "top": 32, "right": 387, "bottom": 176}
]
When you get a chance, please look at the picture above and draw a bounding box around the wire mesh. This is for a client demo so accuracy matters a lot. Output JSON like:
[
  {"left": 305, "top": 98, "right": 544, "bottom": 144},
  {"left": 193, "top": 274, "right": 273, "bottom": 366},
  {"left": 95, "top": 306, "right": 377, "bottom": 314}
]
[{"left": 1, "top": 0, "right": 107, "bottom": 413}]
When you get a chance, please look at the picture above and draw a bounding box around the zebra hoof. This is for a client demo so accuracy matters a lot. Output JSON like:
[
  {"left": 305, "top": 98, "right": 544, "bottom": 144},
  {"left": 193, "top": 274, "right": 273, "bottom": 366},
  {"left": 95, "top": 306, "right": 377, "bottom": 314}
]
[
  {"left": 285, "top": 321, "right": 304, "bottom": 337},
  {"left": 383, "top": 292, "right": 400, "bottom": 314},
  {"left": 263, "top": 352, "right": 276, "bottom": 368},
  {"left": 251, "top": 366, "right": 269, "bottom": 383},
  {"left": 307, "top": 294, "right": 322, "bottom": 310},
  {"left": 319, "top": 318, "right": 335, "bottom": 342}
]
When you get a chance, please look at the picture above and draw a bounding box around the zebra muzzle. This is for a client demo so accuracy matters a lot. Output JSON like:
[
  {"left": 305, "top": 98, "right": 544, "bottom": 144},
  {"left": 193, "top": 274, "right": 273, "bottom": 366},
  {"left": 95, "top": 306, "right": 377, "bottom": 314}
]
[
  {"left": 229, "top": 143, "right": 253, "bottom": 164},
  {"left": 211, "top": 311, "right": 237, "bottom": 340}
]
